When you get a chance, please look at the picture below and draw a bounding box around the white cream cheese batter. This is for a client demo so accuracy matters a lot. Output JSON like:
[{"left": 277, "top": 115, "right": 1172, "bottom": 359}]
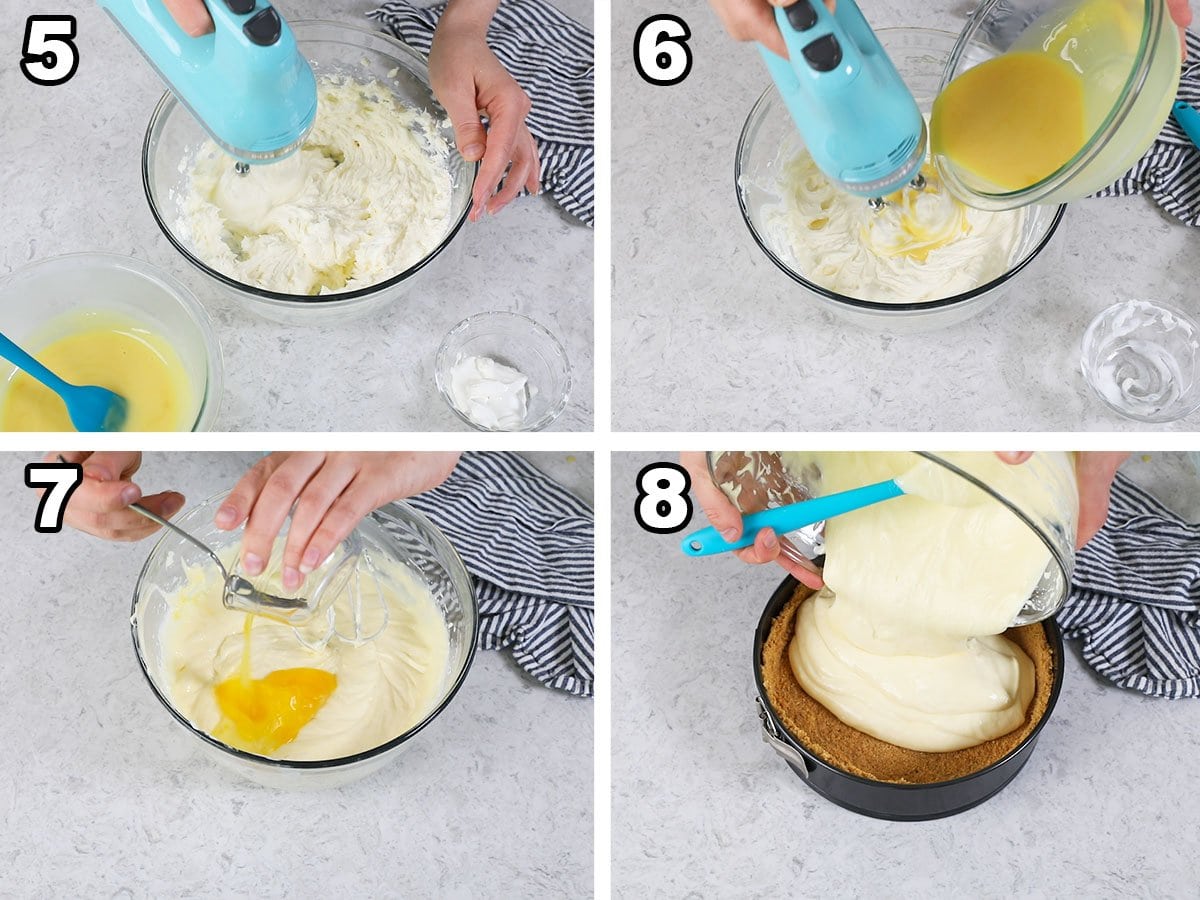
[
  {"left": 161, "top": 547, "right": 450, "bottom": 761},
  {"left": 779, "top": 452, "right": 1060, "bottom": 753},
  {"left": 180, "top": 76, "right": 454, "bottom": 296},
  {"left": 766, "top": 147, "right": 1026, "bottom": 303}
]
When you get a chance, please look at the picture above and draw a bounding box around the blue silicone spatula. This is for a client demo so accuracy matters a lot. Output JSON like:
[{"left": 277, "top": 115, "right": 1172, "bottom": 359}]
[
  {"left": 0, "top": 332, "right": 128, "bottom": 432},
  {"left": 1173, "top": 101, "right": 1200, "bottom": 151},
  {"left": 680, "top": 478, "right": 906, "bottom": 557}
]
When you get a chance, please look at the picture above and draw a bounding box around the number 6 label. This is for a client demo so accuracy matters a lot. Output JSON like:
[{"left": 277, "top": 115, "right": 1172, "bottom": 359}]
[
  {"left": 634, "top": 15, "right": 693, "bottom": 86},
  {"left": 21, "top": 15, "right": 80, "bottom": 87},
  {"left": 25, "top": 462, "right": 83, "bottom": 533},
  {"left": 635, "top": 463, "right": 693, "bottom": 534}
]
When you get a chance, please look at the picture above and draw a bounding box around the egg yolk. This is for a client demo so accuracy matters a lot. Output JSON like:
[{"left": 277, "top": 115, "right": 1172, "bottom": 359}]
[
  {"left": 0, "top": 314, "right": 194, "bottom": 432},
  {"left": 212, "top": 616, "right": 337, "bottom": 755},
  {"left": 931, "top": 51, "right": 1085, "bottom": 192}
]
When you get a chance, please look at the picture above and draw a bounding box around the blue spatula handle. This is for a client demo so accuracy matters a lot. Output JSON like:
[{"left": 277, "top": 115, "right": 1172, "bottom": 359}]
[
  {"left": 680, "top": 478, "right": 904, "bottom": 557},
  {"left": 1173, "top": 101, "right": 1200, "bottom": 151},
  {"left": 0, "top": 331, "right": 72, "bottom": 394}
]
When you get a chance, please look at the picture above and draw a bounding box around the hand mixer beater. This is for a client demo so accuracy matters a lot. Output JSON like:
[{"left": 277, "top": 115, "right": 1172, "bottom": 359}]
[
  {"left": 97, "top": 0, "right": 318, "bottom": 175},
  {"left": 758, "top": 0, "right": 928, "bottom": 208}
]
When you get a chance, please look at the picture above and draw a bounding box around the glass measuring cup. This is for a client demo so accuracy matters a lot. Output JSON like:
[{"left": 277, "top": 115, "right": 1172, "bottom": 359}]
[
  {"left": 707, "top": 450, "right": 1078, "bottom": 625},
  {"left": 933, "top": 0, "right": 1181, "bottom": 210}
]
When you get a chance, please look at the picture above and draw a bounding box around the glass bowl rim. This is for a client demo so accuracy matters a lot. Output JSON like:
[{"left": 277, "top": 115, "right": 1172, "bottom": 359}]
[
  {"left": 734, "top": 26, "right": 1067, "bottom": 314},
  {"left": 129, "top": 489, "right": 480, "bottom": 769},
  {"left": 140, "top": 19, "right": 476, "bottom": 307},
  {"left": 434, "top": 311, "right": 573, "bottom": 432}
]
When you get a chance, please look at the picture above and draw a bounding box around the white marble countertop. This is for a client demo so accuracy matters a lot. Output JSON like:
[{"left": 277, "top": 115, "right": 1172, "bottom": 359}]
[
  {"left": 0, "top": 451, "right": 593, "bottom": 896},
  {"left": 613, "top": 451, "right": 1200, "bottom": 896},
  {"left": 0, "top": 0, "right": 592, "bottom": 432},
  {"left": 612, "top": 0, "right": 1200, "bottom": 431}
]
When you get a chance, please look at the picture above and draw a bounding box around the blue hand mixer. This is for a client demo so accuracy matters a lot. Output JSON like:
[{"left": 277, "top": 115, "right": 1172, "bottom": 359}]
[
  {"left": 758, "top": 0, "right": 927, "bottom": 205},
  {"left": 98, "top": 0, "right": 317, "bottom": 169}
]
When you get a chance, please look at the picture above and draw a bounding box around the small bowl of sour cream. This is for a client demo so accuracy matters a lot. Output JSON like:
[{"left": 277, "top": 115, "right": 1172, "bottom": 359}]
[{"left": 435, "top": 311, "right": 571, "bottom": 431}]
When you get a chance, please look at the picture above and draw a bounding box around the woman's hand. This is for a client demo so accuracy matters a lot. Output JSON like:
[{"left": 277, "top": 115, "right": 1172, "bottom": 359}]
[
  {"left": 216, "top": 452, "right": 461, "bottom": 590},
  {"left": 429, "top": 0, "right": 540, "bottom": 220},
  {"left": 163, "top": 0, "right": 214, "bottom": 36},
  {"left": 709, "top": 0, "right": 790, "bottom": 57},
  {"left": 1167, "top": 0, "right": 1192, "bottom": 54},
  {"left": 44, "top": 451, "right": 185, "bottom": 541},
  {"left": 996, "top": 451, "right": 1129, "bottom": 549},
  {"left": 679, "top": 451, "right": 825, "bottom": 588}
]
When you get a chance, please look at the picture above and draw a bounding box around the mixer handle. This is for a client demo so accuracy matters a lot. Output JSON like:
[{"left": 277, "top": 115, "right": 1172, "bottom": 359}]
[{"left": 768, "top": 0, "right": 864, "bottom": 86}]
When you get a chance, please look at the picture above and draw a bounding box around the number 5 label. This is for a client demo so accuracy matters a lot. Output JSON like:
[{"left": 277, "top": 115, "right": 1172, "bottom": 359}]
[
  {"left": 21, "top": 15, "right": 79, "bottom": 87},
  {"left": 25, "top": 462, "right": 83, "bottom": 533}
]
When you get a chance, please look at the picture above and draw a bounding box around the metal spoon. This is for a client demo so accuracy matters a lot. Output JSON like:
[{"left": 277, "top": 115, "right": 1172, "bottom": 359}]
[{"left": 127, "top": 502, "right": 307, "bottom": 613}]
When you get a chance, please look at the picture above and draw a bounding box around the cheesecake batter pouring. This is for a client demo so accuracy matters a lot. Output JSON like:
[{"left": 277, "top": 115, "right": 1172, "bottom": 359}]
[
  {"left": 161, "top": 546, "right": 450, "bottom": 760},
  {"left": 778, "top": 452, "right": 1058, "bottom": 753},
  {"left": 180, "top": 76, "right": 454, "bottom": 296},
  {"left": 767, "top": 150, "right": 1025, "bottom": 302}
]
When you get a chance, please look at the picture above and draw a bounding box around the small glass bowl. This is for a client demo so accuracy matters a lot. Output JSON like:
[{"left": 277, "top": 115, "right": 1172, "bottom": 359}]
[
  {"left": 708, "top": 450, "right": 1078, "bottom": 625},
  {"left": 1080, "top": 299, "right": 1200, "bottom": 423},
  {"left": 131, "top": 490, "right": 478, "bottom": 789},
  {"left": 435, "top": 311, "right": 572, "bottom": 432},
  {"left": 0, "top": 252, "right": 223, "bottom": 432},
  {"left": 736, "top": 28, "right": 1066, "bottom": 333},
  {"left": 141, "top": 20, "right": 475, "bottom": 325}
]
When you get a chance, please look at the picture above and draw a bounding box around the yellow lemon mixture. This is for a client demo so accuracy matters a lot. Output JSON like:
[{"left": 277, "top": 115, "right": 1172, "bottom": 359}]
[{"left": 0, "top": 313, "right": 194, "bottom": 432}]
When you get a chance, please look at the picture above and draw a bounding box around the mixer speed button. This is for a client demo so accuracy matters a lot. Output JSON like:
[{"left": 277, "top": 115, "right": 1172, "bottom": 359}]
[
  {"left": 802, "top": 34, "right": 842, "bottom": 72},
  {"left": 224, "top": 0, "right": 256, "bottom": 13},
  {"left": 784, "top": 1, "right": 818, "bottom": 32},
  {"left": 243, "top": 7, "right": 282, "bottom": 45}
]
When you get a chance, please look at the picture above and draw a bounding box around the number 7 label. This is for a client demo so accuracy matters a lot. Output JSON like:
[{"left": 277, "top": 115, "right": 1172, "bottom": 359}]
[{"left": 25, "top": 462, "right": 83, "bottom": 533}]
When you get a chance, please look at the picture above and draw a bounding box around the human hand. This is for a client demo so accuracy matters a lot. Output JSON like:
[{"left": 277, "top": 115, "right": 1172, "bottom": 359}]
[
  {"left": 679, "top": 452, "right": 825, "bottom": 589},
  {"left": 43, "top": 451, "right": 186, "bottom": 541},
  {"left": 216, "top": 452, "right": 461, "bottom": 591},
  {"left": 429, "top": 7, "right": 540, "bottom": 220},
  {"left": 163, "top": 0, "right": 214, "bottom": 37},
  {"left": 1167, "top": 0, "right": 1192, "bottom": 55},
  {"left": 710, "top": 0, "right": 791, "bottom": 57},
  {"left": 996, "top": 451, "right": 1129, "bottom": 549}
]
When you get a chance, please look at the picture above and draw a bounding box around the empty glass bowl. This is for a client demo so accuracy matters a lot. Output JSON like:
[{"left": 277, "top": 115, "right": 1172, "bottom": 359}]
[
  {"left": 708, "top": 450, "right": 1078, "bottom": 625},
  {"left": 0, "top": 252, "right": 222, "bottom": 431},
  {"left": 435, "top": 311, "right": 572, "bottom": 432},
  {"left": 736, "top": 28, "right": 1066, "bottom": 333},
  {"left": 1081, "top": 299, "right": 1200, "bottom": 422},
  {"left": 141, "top": 20, "right": 475, "bottom": 324},
  {"left": 131, "top": 490, "right": 478, "bottom": 789}
]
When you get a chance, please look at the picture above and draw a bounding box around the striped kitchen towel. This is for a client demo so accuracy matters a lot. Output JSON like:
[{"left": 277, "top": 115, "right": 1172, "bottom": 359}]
[
  {"left": 369, "top": 0, "right": 595, "bottom": 226},
  {"left": 1093, "top": 29, "right": 1200, "bottom": 226},
  {"left": 396, "top": 451, "right": 594, "bottom": 698},
  {"left": 1059, "top": 471, "right": 1200, "bottom": 698}
]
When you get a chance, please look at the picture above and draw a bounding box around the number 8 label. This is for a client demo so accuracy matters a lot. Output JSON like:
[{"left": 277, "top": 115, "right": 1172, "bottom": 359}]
[{"left": 635, "top": 463, "right": 693, "bottom": 534}]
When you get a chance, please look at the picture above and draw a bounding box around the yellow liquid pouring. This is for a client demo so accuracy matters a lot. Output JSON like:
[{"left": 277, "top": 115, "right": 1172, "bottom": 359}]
[
  {"left": 0, "top": 315, "right": 194, "bottom": 432},
  {"left": 212, "top": 615, "right": 337, "bottom": 755},
  {"left": 931, "top": 51, "right": 1086, "bottom": 192}
]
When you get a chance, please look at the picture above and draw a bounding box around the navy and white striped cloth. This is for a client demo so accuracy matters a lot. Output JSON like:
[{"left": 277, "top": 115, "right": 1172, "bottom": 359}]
[
  {"left": 1093, "top": 30, "right": 1200, "bottom": 226},
  {"left": 401, "top": 452, "right": 594, "bottom": 698},
  {"left": 369, "top": 0, "right": 595, "bottom": 226},
  {"left": 1060, "top": 472, "right": 1200, "bottom": 699}
]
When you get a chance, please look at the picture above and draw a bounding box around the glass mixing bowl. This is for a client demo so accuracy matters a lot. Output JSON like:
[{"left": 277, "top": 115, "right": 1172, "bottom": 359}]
[
  {"left": 141, "top": 20, "right": 475, "bottom": 325},
  {"left": 935, "top": 0, "right": 1181, "bottom": 210},
  {"left": 0, "top": 252, "right": 222, "bottom": 432},
  {"left": 131, "top": 490, "right": 478, "bottom": 789},
  {"left": 708, "top": 450, "right": 1078, "bottom": 624},
  {"left": 435, "top": 312, "right": 573, "bottom": 432},
  {"left": 736, "top": 28, "right": 1066, "bottom": 333}
]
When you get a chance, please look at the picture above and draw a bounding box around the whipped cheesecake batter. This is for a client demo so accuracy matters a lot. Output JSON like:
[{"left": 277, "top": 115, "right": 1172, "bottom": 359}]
[
  {"left": 180, "top": 76, "right": 454, "bottom": 296},
  {"left": 767, "top": 149, "right": 1025, "bottom": 302},
  {"left": 779, "top": 452, "right": 1061, "bottom": 753},
  {"left": 161, "top": 546, "right": 450, "bottom": 760}
]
